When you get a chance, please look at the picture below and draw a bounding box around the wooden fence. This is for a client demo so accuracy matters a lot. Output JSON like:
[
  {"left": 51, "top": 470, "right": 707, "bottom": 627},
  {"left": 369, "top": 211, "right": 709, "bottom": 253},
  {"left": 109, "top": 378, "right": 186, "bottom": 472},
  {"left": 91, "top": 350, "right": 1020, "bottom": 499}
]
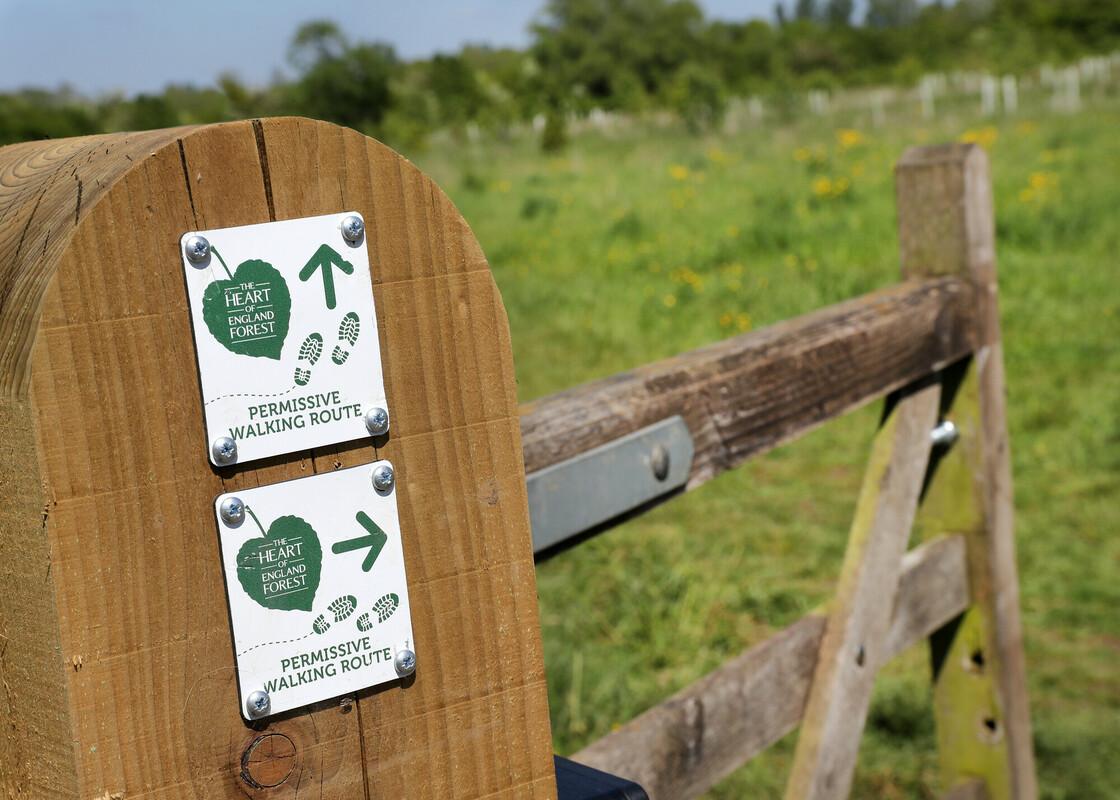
[
  {"left": 520, "top": 143, "right": 1037, "bottom": 799},
  {"left": 0, "top": 120, "right": 1034, "bottom": 800}
]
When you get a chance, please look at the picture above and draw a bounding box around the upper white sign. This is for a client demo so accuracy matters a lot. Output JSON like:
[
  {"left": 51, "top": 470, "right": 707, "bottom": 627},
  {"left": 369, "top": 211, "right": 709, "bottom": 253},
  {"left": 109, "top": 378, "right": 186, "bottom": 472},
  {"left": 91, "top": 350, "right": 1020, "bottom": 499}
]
[{"left": 180, "top": 212, "right": 387, "bottom": 466}]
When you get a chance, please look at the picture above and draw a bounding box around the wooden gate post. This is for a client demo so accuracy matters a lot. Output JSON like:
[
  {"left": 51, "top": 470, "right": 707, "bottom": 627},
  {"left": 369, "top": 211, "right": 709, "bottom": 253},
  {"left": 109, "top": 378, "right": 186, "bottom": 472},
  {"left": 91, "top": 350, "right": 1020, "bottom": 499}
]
[
  {"left": 0, "top": 119, "right": 556, "bottom": 799},
  {"left": 896, "top": 144, "right": 1037, "bottom": 799}
]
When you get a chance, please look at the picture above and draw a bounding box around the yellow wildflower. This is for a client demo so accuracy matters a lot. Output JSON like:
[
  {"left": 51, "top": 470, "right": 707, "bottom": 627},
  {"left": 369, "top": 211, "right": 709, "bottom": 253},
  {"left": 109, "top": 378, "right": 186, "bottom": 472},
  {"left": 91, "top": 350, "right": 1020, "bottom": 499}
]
[
  {"left": 793, "top": 147, "right": 812, "bottom": 163},
  {"left": 812, "top": 177, "right": 833, "bottom": 197},
  {"left": 736, "top": 313, "right": 752, "bottom": 332},
  {"left": 662, "top": 294, "right": 677, "bottom": 308},
  {"left": 706, "top": 147, "right": 730, "bottom": 165},
  {"left": 836, "top": 129, "right": 864, "bottom": 150},
  {"left": 958, "top": 126, "right": 999, "bottom": 150},
  {"left": 669, "top": 164, "right": 690, "bottom": 181}
]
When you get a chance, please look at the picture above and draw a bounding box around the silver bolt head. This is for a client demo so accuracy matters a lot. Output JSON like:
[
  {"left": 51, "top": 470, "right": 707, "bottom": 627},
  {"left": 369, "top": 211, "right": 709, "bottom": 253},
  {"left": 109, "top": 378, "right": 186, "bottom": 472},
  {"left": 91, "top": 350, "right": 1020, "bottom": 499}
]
[
  {"left": 184, "top": 234, "right": 211, "bottom": 264},
  {"left": 212, "top": 436, "right": 238, "bottom": 465},
  {"left": 650, "top": 444, "right": 670, "bottom": 482},
  {"left": 930, "top": 420, "right": 960, "bottom": 448},
  {"left": 371, "top": 463, "right": 395, "bottom": 493},
  {"left": 245, "top": 689, "right": 271, "bottom": 719},
  {"left": 394, "top": 648, "right": 416, "bottom": 677},
  {"left": 341, "top": 215, "right": 365, "bottom": 244},
  {"left": 364, "top": 406, "right": 390, "bottom": 436},
  {"left": 219, "top": 496, "right": 245, "bottom": 527}
]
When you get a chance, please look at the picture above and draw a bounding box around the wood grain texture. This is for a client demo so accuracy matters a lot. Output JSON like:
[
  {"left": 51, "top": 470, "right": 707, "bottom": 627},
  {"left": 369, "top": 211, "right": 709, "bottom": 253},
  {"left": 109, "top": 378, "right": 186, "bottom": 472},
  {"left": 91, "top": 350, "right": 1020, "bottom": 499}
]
[
  {"left": 0, "top": 119, "right": 554, "bottom": 799},
  {"left": 572, "top": 535, "right": 970, "bottom": 800},
  {"left": 784, "top": 382, "right": 940, "bottom": 800},
  {"left": 520, "top": 276, "right": 976, "bottom": 496},
  {"left": 898, "top": 143, "right": 1037, "bottom": 800}
]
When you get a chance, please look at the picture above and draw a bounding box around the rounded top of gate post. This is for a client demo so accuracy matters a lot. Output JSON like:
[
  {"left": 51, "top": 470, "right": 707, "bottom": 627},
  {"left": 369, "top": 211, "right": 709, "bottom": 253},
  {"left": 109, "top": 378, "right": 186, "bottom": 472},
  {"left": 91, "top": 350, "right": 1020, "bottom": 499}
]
[
  {"left": 0, "top": 117, "right": 555, "bottom": 797},
  {"left": 0, "top": 117, "right": 495, "bottom": 401}
]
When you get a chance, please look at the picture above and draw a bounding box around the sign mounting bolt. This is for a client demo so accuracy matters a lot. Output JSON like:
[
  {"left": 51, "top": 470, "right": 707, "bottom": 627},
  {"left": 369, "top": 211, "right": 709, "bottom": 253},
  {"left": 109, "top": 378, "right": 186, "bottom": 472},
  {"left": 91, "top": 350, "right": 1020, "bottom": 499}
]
[
  {"left": 184, "top": 234, "right": 210, "bottom": 265},
  {"left": 930, "top": 420, "right": 959, "bottom": 448},
  {"left": 212, "top": 436, "right": 238, "bottom": 466},
  {"left": 650, "top": 444, "right": 670, "bottom": 482},
  {"left": 394, "top": 648, "right": 416, "bottom": 677},
  {"left": 371, "top": 463, "right": 395, "bottom": 493},
  {"left": 245, "top": 689, "right": 271, "bottom": 719},
  {"left": 364, "top": 406, "right": 390, "bottom": 436},
  {"left": 219, "top": 496, "right": 245, "bottom": 526},
  {"left": 341, "top": 215, "right": 364, "bottom": 244}
]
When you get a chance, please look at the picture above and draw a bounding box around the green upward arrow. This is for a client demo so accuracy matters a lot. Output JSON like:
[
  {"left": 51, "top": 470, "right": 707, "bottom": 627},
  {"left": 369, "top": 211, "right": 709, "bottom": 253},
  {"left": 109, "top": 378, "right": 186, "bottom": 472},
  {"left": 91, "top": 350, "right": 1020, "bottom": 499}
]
[
  {"left": 331, "top": 511, "right": 387, "bottom": 572},
  {"left": 299, "top": 243, "right": 354, "bottom": 309}
]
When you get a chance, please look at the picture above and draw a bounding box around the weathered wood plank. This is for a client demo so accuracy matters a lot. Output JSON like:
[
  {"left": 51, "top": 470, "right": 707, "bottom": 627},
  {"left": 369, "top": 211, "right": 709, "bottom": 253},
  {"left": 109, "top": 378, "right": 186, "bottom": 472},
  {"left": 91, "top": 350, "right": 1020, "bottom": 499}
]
[
  {"left": 785, "top": 382, "right": 940, "bottom": 800},
  {"left": 572, "top": 535, "right": 970, "bottom": 800},
  {"left": 898, "top": 143, "right": 1037, "bottom": 800},
  {"left": 520, "top": 276, "right": 976, "bottom": 500}
]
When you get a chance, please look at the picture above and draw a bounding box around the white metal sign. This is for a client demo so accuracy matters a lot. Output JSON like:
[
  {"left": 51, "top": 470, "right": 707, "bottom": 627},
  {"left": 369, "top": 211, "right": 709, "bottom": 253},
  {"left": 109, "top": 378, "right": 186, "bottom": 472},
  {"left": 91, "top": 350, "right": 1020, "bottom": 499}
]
[
  {"left": 214, "top": 462, "right": 415, "bottom": 720},
  {"left": 181, "top": 212, "right": 387, "bottom": 466}
]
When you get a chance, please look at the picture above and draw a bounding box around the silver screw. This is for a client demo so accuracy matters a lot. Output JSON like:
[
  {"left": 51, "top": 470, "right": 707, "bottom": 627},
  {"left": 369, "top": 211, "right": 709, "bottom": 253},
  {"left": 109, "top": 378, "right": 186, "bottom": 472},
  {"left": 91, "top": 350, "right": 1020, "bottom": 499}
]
[
  {"left": 394, "top": 648, "right": 416, "bottom": 677},
  {"left": 245, "top": 689, "right": 271, "bottom": 719},
  {"left": 650, "top": 444, "right": 670, "bottom": 482},
  {"left": 340, "top": 215, "right": 364, "bottom": 244},
  {"left": 364, "top": 406, "right": 390, "bottom": 436},
  {"left": 184, "top": 234, "right": 211, "bottom": 265},
  {"left": 212, "top": 436, "right": 238, "bottom": 465},
  {"left": 371, "top": 463, "right": 395, "bottom": 492},
  {"left": 930, "top": 420, "right": 960, "bottom": 448},
  {"left": 219, "top": 496, "right": 245, "bottom": 527}
]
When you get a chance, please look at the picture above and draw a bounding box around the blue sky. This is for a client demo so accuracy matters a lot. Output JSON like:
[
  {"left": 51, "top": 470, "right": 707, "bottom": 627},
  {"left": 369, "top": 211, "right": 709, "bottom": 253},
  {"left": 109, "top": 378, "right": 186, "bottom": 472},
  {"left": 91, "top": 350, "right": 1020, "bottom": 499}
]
[{"left": 0, "top": 0, "right": 784, "bottom": 94}]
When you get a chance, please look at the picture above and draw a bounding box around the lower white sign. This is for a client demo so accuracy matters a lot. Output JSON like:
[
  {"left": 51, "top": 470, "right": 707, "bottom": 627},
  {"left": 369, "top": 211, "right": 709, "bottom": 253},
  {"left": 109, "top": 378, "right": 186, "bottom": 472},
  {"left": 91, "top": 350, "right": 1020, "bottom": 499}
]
[{"left": 214, "top": 462, "right": 414, "bottom": 720}]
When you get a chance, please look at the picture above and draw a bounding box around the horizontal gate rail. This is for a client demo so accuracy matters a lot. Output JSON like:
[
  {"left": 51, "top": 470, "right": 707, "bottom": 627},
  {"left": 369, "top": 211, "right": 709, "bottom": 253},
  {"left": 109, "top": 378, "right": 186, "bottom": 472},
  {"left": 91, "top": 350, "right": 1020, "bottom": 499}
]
[
  {"left": 523, "top": 275, "right": 977, "bottom": 552},
  {"left": 571, "top": 535, "right": 970, "bottom": 799}
]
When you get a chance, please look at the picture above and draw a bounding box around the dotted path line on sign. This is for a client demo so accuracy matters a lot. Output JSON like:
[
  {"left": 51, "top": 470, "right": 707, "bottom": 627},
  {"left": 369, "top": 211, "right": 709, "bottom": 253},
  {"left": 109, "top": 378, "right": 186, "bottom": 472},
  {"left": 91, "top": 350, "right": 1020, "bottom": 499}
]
[
  {"left": 205, "top": 384, "right": 298, "bottom": 405},
  {"left": 237, "top": 631, "right": 312, "bottom": 657}
]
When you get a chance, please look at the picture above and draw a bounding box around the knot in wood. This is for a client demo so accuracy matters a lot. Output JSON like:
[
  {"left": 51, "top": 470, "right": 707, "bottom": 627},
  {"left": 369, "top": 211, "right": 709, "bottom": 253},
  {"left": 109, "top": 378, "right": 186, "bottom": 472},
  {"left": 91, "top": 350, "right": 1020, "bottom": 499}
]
[{"left": 241, "top": 732, "right": 298, "bottom": 789}]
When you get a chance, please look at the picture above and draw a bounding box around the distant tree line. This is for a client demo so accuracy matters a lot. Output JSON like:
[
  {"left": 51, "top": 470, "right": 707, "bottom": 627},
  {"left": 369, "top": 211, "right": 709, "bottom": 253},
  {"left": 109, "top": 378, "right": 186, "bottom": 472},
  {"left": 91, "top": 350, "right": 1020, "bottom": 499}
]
[{"left": 1, "top": 0, "right": 1118, "bottom": 149}]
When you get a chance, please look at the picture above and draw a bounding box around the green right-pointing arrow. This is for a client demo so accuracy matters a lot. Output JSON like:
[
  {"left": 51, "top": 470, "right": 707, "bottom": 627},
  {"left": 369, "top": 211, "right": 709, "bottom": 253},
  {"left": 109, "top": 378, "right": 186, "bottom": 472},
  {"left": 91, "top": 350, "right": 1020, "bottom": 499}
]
[{"left": 331, "top": 511, "right": 387, "bottom": 572}]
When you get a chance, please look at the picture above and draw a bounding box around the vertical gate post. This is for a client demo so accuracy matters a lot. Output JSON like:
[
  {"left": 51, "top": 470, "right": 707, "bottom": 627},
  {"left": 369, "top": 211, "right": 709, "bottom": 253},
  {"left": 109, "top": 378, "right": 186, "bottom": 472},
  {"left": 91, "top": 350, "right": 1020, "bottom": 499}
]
[
  {"left": 0, "top": 119, "right": 556, "bottom": 799},
  {"left": 896, "top": 144, "right": 1037, "bottom": 799}
]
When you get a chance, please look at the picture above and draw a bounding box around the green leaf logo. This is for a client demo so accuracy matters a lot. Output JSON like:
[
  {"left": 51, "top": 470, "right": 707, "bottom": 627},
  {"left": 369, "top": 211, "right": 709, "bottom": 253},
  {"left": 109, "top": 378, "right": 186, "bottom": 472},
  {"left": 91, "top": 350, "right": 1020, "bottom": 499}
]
[
  {"left": 202, "top": 256, "right": 292, "bottom": 359},
  {"left": 236, "top": 512, "right": 322, "bottom": 612}
]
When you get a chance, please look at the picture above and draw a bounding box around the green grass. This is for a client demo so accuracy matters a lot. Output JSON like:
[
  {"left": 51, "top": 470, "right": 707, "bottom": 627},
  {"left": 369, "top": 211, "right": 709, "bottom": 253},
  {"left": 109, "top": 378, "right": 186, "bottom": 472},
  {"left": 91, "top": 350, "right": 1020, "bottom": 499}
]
[{"left": 413, "top": 103, "right": 1120, "bottom": 798}]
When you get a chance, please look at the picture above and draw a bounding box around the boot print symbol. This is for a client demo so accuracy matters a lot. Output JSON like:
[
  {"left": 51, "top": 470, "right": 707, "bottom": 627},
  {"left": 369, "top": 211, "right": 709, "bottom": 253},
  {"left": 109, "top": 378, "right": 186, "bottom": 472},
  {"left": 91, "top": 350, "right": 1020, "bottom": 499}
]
[
  {"left": 332, "top": 312, "right": 361, "bottom": 365},
  {"left": 288, "top": 312, "right": 358, "bottom": 388},
  {"left": 312, "top": 595, "right": 358, "bottom": 635},
  {"left": 294, "top": 333, "right": 323, "bottom": 386}
]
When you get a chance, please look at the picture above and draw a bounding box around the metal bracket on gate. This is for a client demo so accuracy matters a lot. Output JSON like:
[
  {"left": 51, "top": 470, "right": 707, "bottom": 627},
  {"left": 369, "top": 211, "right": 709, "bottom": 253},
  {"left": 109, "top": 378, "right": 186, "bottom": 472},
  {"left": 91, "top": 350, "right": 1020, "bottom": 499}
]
[{"left": 527, "top": 416, "right": 694, "bottom": 554}]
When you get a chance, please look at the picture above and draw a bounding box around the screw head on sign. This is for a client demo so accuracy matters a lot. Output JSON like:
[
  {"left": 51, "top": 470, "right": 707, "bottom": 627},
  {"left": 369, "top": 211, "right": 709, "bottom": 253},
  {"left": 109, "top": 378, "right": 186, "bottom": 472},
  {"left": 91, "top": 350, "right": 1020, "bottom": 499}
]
[
  {"left": 245, "top": 689, "right": 271, "bottom": 719},
  {"left": 219, "top": 496, "right": 245, "bottom": 527},
  {"left": 364, "top": 406, "right": 390, "bottom": 436},
  {"left": 394, "top": 648, "right": 416, "bottom": 677},
  {"left": 184, "top": 234, "right": 211, "bottom": 265},
  {"left": 340, "top": 215, "right": 365, "bottom": 244},
  {"left": 371, "top": 463, "right": 395, "bottom": 493},
  {"left": 212, "top": 436, "right": 238, "bottom": 466}
]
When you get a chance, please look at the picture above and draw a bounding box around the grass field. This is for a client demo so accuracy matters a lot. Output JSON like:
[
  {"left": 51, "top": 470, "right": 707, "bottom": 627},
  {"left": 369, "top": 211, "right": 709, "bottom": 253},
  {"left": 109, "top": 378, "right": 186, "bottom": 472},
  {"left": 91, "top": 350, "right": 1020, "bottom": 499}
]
[{"left": 414, "top": 101, "right": 1120, "bottom": 798}]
